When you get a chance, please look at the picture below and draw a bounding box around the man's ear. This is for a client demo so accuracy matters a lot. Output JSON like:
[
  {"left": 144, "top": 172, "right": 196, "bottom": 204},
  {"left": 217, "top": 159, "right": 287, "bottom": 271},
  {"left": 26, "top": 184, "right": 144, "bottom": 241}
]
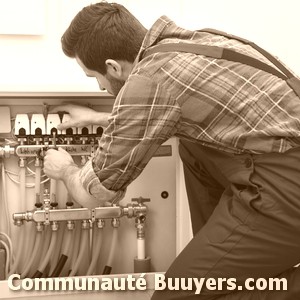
[{"left": 105, "top": 59, "right": 122, "bottom": 78}]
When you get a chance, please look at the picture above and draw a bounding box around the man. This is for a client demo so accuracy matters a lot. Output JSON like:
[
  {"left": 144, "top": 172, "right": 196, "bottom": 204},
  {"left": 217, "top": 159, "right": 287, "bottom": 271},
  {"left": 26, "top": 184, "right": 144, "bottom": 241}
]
[{"left": 44, "top": 2, "right": 300, "bottom": 299}]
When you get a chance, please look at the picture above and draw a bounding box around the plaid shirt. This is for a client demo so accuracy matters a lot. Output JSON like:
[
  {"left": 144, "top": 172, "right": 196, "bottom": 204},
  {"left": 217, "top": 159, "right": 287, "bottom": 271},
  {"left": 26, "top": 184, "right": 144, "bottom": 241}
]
[{"left": 80, "top": 16, "right": 300, "bottom": 198}]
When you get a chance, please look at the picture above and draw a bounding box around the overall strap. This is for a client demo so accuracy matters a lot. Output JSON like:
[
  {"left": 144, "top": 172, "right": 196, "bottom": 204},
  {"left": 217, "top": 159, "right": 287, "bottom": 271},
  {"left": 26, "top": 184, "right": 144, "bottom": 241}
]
[
  {"left": 142, "top": 29, "right": 300, "bottom": 98},
  {"left": 199, "top": 28, "right": 300, "bottom": 98}
]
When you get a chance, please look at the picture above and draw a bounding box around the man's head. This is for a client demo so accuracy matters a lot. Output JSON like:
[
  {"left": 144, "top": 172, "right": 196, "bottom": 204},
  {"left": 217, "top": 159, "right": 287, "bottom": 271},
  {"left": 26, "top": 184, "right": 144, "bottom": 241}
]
[{"left": 61, "top": 2, "right": 147, "bottom": 95}]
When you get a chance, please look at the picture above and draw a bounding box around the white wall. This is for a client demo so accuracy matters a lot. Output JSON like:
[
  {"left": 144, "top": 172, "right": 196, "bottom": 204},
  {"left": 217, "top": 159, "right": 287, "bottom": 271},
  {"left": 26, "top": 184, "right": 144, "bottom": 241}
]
[{"left": 0, "top": 0, "right": 300, "bottom": 92}]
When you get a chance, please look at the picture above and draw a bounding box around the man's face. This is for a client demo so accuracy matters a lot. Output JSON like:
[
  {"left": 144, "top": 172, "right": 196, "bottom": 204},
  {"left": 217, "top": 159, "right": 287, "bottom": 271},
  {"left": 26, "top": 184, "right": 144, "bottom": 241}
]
[{"left": 76, "top": 57, "right": 125, "bottom": 96}]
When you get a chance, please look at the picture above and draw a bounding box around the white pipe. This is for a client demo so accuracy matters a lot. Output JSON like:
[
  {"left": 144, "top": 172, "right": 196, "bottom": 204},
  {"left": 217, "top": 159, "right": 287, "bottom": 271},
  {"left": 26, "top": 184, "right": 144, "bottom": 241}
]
[
  {"left": 137, "top": 238, "right": 146, "bottom": 260},
  {"left": 37, "top": 231, "right": 58, "bottom": 274},
  {"left": 19, "top": 160, "right": 26, "bottom": 211},
  {"left": 9, "top": 162, "right": 27, "bottom": 275},
  {"left": 86, "top": 227, "right": 103, "bottom": 275},
  {"left": 8, "top": 226, "right": 24, "bottom": 275},
  {"left": 61, "top": 227, "right": 73, "bottom": 257},
  {"left": 49, "top": 224, "right": 65, "bottom": 275},
  {"left": 106, "top": 227, "right": 118, "bottom": 267},
  {"left": 50, "top": 179, "right": 57, "bottom": 203},
  {"left": 0, "top": 240, "right": 10, "bottom": 279},
  {"left": 35, "top": 164, "right": 41, "bottom": 203},
  {"left": 1, "top": 161, "right": 10, "bottom": 236},
  {"left": 20, "top": 231, "right": 43, "bottom": 278},
  {"left": 70, "top": 221, "right": 81, "bottom": 272},
  {"left": 39, "top": 226, "right": 52, "bottom": 266},
  {"left": 69, "top": 228, "right": 88, "bottom": 277}
]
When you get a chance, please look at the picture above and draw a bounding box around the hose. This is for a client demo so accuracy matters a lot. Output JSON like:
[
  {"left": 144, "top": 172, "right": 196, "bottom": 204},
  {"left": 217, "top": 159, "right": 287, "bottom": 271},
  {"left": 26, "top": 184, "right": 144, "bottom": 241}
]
[
  {"left": 102, "top": 226, "right": 118, "bottom": 275},
  {"left": 69, "top": 227, "right": 88, "bottom": 277},
  {"left": 20, "top": 231, "right": 42, "bottom": 278},
  {"left": 9, "top": 163, "right": 27, "bottom": 274},
  {"left": 1, "top": 160, "right": 11, "bottom": 236},
  {"left": 0, "top": 240, "right": 10, "bottom": 278},
  {"left": 86, "top": 226, "right": 103, "bottom": 275},
  {"left": 49, "top": 224, "right": 65, "bottom": 275},
  {"left": 69, "top": 221, "right": 81, "bottom": 274},
  {"left": 8, "top": 226, "right": 24, "bottom": 275},
  {"left": 32, "top": 230, "right": 58, "bottom": 278},
  {"left": 34, "top": 164, "right": 41, "bottom": 204},
  {"left": 50, "top": 228, "right": 73, "bottom": 277}
]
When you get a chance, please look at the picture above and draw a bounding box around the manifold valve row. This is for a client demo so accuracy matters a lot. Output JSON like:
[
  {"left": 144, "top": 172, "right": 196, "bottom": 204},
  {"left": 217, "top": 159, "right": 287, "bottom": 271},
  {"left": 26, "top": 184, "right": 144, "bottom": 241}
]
[{"left": 13, "top": 198, "right": 149, "bottom": 227}]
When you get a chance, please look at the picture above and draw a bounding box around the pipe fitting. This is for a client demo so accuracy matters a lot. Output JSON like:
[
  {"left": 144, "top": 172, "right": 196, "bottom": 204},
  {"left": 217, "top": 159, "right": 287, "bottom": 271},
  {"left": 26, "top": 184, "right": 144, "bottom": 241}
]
[
  {"left": 51, "top": 221, "right": 59, "bottom": 231},
  {"left": 0, "top": 145, "right": 14, "bottom": 158},
  {"left": 81, "top": 220, "right": 90, "bottom": 230},
  {"left": 97, "top": 219, "right": 105, "bottom": 229},
  {"left": 36, "top": 222, "right": 44, "bottom": 232},
  {"left": 111, "top": 218, "right": 120, "bottom": 228}
]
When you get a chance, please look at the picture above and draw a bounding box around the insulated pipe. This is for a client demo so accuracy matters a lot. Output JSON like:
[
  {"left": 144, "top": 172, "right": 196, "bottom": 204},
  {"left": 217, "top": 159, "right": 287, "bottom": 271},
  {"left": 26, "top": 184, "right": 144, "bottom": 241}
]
[
  {"left": 32, "top": 230, "right": 58, "bottom": 278},
  {"left": 20, "top": 231, "right": 43, "bottom": 278},
  {"left": 86, "top": 220, "right": 104, "bottom": 275},
  {"left": 69, "top": 221, "right": 89, "bottom": 277}
]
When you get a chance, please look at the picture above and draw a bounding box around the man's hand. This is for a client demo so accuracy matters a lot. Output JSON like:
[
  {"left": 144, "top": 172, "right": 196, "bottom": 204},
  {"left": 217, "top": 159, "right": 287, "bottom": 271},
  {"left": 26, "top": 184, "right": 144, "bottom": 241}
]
[
  {"left": 43, "top": 147, "right": 77, "bottom": 180},
  {"left": 49, "top": 104, "right": 110, "bottom": 130}
]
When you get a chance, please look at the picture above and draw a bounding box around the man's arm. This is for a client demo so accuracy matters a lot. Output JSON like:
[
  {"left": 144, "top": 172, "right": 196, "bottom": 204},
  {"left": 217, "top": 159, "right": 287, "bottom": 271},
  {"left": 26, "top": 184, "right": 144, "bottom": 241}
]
[
  {"left": 49, "top": 104, "right": 110, "bottom": 130},
  {"left": 44, "top": 148, "right": 121, "bottom": 208}
]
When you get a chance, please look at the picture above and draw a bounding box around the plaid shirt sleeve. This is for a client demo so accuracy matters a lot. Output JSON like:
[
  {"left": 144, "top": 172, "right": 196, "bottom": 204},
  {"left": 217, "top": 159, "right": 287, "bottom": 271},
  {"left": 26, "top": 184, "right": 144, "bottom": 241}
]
[{"left": 79, "top": 74, "right": 181, "bottom": 199}]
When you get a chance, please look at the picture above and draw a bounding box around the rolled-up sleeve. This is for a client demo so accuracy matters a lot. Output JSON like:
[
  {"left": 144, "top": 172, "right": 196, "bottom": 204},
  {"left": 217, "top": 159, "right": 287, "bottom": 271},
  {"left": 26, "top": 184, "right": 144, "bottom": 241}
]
[{"left": 80, "top": 74, "right": 181, "bottom": 199}]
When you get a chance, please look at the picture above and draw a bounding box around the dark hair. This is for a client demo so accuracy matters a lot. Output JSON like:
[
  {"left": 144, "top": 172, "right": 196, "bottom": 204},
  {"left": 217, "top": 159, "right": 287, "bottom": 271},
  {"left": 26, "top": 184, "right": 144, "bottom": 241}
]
[{"left": 61, "top": 2, "right": 147, "bottom": 74}]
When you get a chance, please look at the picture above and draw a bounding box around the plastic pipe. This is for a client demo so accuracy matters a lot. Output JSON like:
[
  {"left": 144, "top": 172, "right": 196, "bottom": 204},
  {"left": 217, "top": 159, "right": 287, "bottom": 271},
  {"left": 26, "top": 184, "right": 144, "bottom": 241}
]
[
  {"left": 49, "top": 223, "right": 65, "bottom": 275},
  {"left": 69, "top": 221, "right": 81, "bottom": 274},
  {"left": 69, "top": 226, "right": 89, "bottom": 277},
  {"left": 8, "top": 162, "right": 27, "bottom": 275},
  {"left": 0, "top": 240, "right": 10, "bottom": 278},
  {"left": 102, "top": 226, "right": 119, "bottom": 275},
  {"left": 32, "top": 230, "right": 58, "bottom": 278},
  {"left": 39, "top": 226, "right": 51, "bottom": 265},
  {"left": 1, "top": 160, "right": 11, "bottom": 236},
  {"left": 86, "top": 226, "right": 103, "bottom": 275},
  {"left": 20, "top": 231, "right": 42, "bottom": 278},
  {"left": 50, "top": 179, "right": 57, "bottom": 203},
  {"left": 35, "top": 163, "right": 41, "bottom": 204},
  {"left": 8, "top": 226, "right": 24, "bottom": 275},
  {"left": 19, "top": 160, "right": 26, "bottom": 211},
  {"left": 50, "top": 227, "right": 73, "bottom": 277},
  {"left": 137, "top": 238, "right": 146, "bottom": 259}
]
